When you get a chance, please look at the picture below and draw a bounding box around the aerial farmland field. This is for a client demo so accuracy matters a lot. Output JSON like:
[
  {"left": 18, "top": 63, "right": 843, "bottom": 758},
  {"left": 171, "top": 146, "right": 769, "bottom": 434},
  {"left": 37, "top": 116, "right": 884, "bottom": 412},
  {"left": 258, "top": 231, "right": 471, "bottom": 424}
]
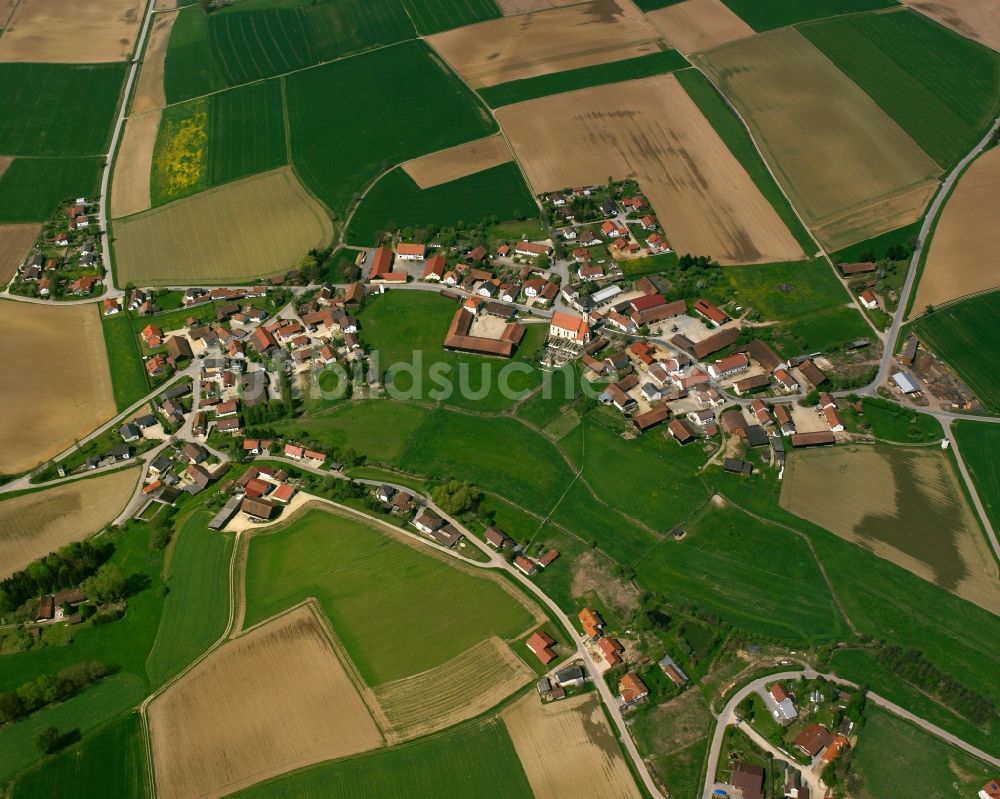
[
  {"left": 912, "top": 146, "right": 1000, "bottom": 313},
  {"left": 286, "top": 40, "right": 496, "bottom": 216},
  {"left": 801, "top": 9, "right": 1000, "bottom": 169},
  {"left": 497, "top": 73, "right": 805, "bottom": 264},
  {"left": 477, "top": 49, "right": 689, "bottom": 107},
  {"left": 0, "top": 157, "right": 102, "bottom": 223},
  {"left": 148, "top": 605, "right": 383, "bottom": 799},
  {"left": 953, "top": 421, "right": 1000, "bottom": 534},
  {"left": 113, "top": 167, "right": 331, "bottom": 285},
  {"left": 0, "top": 0, "right": 143, "bottom": 63},
  {"left": 0, "top": 302, "right": 117, "bottom": 474},
  {"left": 0, "top": 469, "right": 139, "bottom": 579},
  {"left": 429, "top": 0, "right": 664, "bottom": 87},
  {"left": 904, "top": 0, "right": 1000, "bottom": 53},
  {"left": 402, "top": 134, "right": 511, "bottom": 188},
  {"left": 8, "top": 713, "right": 148, "bottom": 799},
  {"left": 718, "top": 0, "right": 897, "bottom": 30},
  {"left": 911, "top": 290, "right": 1000, "bottom": 412},
  {"left": 346, "top": 163, "right": 537, "bottom": 245},
  {"left": 403, "top": 0, "right": 501, "bottom": 34},
  {"left": 241, "top": 506, "right": 539, "bottom": 685},
  {"left": 635, "top": 503, "right": 846, "bottom": 642},
  {"left": 0, "top": 223, "right": 41, "bottom": 282},
  {"left": 696, "top": 28, "right": 941, "bottom": 251},
  {"left": 131, "top": 9, "right": 178, "bottom": 115},
  {"left": 781, "top": 444, "right": 1000, "bottom": 615},
  {"left": 0, "top": 63, "right": 126, "bottom": 155},
  {"left": 230, "top": 719, "right": 534, "bottom": 799},
  {"left": 504, "top": 692, "right": 642, "bottom": 799},
  {"left": 111, "top": 112, "right": 161, "bottom": 217},
  {"left": 645, "top": 0, "right": 754, "bottom": 55}
]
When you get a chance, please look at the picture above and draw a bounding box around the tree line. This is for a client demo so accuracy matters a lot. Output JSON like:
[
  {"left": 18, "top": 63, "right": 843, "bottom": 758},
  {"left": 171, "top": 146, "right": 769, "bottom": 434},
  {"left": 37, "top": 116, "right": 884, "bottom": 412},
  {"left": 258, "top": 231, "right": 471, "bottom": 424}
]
[
  {"left": 0, "top": 540, "right": 114, "bottom": 614},
  {"left": 0, "top": 661, "right": 111, "bottom": 725}
]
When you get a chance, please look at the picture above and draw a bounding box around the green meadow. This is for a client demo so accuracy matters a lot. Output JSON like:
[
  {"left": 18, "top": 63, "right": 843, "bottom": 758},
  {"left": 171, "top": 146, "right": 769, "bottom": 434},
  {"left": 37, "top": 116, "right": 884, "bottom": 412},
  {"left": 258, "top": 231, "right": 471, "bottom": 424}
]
[
  {"left": 242, "top": 508, "right": 535, "bottom": 685},
  {"left": 0, "top": 158, "right": 102, "bottom": 223}
]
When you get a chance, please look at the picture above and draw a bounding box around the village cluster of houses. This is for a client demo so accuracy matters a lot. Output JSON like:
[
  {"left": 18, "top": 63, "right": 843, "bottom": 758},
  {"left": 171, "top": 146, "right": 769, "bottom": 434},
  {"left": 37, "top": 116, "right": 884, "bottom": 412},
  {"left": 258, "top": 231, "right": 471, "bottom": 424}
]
[{"left": 14, "top": 200, "right": 102, "bottom": 298}]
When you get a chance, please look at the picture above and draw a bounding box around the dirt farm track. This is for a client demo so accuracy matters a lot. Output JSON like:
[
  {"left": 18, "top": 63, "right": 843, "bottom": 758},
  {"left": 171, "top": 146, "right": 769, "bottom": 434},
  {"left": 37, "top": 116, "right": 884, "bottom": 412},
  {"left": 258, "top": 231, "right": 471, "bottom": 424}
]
[
  {"left": 0, "top": 469, "right": 139, "bottom": 580},
  {"left": 497, "top": 74, "right": 804, "bottom": 265},
  {"left": 0, "top": 301, "right": 117, "bottom": 474},
  {"left": 148, "top": 605, "right": 383, "bottom": 799}
]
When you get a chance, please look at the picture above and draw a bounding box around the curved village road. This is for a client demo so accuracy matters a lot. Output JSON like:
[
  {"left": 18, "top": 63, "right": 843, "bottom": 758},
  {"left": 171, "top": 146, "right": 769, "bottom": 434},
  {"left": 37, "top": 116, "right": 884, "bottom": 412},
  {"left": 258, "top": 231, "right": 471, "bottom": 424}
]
[{"left": 702, "top": 668, "right": 1000, "bottom": 799}]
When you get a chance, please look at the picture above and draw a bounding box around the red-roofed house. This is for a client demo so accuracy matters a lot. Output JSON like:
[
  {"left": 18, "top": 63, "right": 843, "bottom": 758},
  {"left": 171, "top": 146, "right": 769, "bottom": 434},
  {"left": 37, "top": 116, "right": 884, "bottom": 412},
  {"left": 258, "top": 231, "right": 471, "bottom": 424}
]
[
  {"left": 693, "top": 298, "right": 730, "bottom": 326},
  {"left": 526, "top": 631, "right": 557, "bottom": 664},
  {"left": 422, "top": 253, "right": 446, "bottom": 281},
  {"left": 619, "top": 672, "right": 649, "bottom": 705},
  {"left": 396, "top": 242, "right": 425, "bottom": 260},
  {"left": 549, "top": 311, "right": 590, "bottom": 345}
]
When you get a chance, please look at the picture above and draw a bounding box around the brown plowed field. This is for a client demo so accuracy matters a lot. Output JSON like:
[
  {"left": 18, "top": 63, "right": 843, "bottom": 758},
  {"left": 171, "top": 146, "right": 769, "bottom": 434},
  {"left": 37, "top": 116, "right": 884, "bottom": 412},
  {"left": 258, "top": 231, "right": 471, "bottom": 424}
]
[
  {"left": 0, "top": 0, "right": 143, "bottom": 63},
  {"left": 131, "top": 10, "right": 177, "bottom": 115},
  {"left": 647, "top": 0, "right": 754, "bottom": 55},
  {"left": 497, "top": 74, "right": 803, "bottom": 264},
  {"left": 496, "top": 0, "right": 579, "bottom": 13},
  {"left": 403, "top": 135, "right": 513, "bottom": 188},
  {"left": 503, "top": 692, "right": 642, "bottom": 799},
  {"left": 912, "top": 146, "right": 1000, "bottom": 313},
  {"left": 0, "top": 469, "right": 139, "bottom": 579},
  {"left": 148, "top": 605, "right": 383, "bottom": 799},
  {"left": 111, "top": 112, "right": 159, "bottom": 218},
  {"left": 0, "top": 223, "right": 41, "bottom": 282},
  {"left": 0, "top": 302, "right": 116, "bottom": 474},
  {"left": 428, "top": 0, "right": 664, "bottom": 87},
  {"left": 781, "top": 445, "right": 1000, "bottom": 615},
  {"left": 374, "top": 636, "right": 532, "bottom": 741},
  {"left": 905, "top": 1, "right": 1000, "bottom": 53},
  {"left": 0, "top": 156, "right": 12, "bottom": 177},
  {"left": 696, "top": 29, "right": 941, "bottom": 252}
]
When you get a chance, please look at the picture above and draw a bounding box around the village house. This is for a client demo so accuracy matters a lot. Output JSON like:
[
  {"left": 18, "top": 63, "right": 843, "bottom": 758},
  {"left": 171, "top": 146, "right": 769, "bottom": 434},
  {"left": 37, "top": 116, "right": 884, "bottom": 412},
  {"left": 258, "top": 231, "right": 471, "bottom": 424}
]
[
  {"left": 720, "top": 409, "right": 748, "bottom": 438},
  {"left": 598, "top": 637, "right": 623, "bottom": 667},
  {"left": 422, "top": 253, "right": 445, "bottom": 281},
  {"left": 731, "top": 763, "right": 765, "bottom": 799},
  {"left": 769, "top": 683, "right": 799, "bottom": 722},
  {"left": 708, "top": 353, "right": 750, "bottom": 380},
  {"left": 859, "top": 289, "right": 878, "bottom": 309},
  {"left": 526, "top": 631, "right": 557, "bottom": 664},
  {"left": 693, "top": 298, "right": 730, "bottom": 326},
  {"left": 794, "top": 724, "right": 833, "bottom": 758},
  {"left": 774, "top": 368, "right": 799, "bottom": 392},
  {"left": 413, "top": 509, "right": 444, "bottom": 534},
  {"left": 733, "top": 374, "right": 770, "bottom": 395},
  {"left": 514, "top": 241, "right": 552, "bottom": 259},
  {"left": 618, "top": 672, "right": 649, "bottom": 707},
  {"left": 658, "top": 654, "right": 688, "bottom": 686},
  {"left": 485, "top": 525, "right": 514, "bottom": 550},
  {"left": 241, "top": 497, "right": 275, "bottom": 520},
  {"left": 579, "top": 607, "right": 604, "bottom": 639},
  {"left": 838, "top": 261, "right": 876, "bottom": 276},
  {"left": 396, "top": 242, "right": 425, "bottom": 261},
  {"left": 513, "top": 554, "right": 537, "bottom": 576},
  {"left": 368, "top": 246, "right": 408, "bottom": 282}
]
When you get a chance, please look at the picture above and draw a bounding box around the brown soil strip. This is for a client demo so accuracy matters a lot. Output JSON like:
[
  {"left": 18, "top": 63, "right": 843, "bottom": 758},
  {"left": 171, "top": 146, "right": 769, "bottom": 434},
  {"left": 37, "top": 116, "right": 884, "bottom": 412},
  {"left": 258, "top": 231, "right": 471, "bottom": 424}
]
[
  {"left": 131, "top": 10, "right": 178, "bottom": 115},
  {"left": 647, "top": 0, "right": 755, "bottom": 55},
  {"left": 112, "top": 111, "right": 160, "bottom": 218},
  {"left": 0, "top": 223, "right": 41, "bottom": 283},
  {"left": 402, "top": 135, "right": 513, "bottom": 189}
]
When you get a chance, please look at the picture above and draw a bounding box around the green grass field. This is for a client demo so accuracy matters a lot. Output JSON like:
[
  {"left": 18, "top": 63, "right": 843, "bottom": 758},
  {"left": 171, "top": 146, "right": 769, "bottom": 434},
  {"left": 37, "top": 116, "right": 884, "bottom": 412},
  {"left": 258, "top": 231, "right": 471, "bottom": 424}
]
[
  {"left": 724, "top": 259, "right": 850, "bottom": 320},
  {"left": 286, "top": 40, "right": 497, "bottom": 216},
  {"left": 480, "top": 50, "right": 689, "bottom": 108},
  {"left": 402, "top": 0, "right": 500, "bottom": 34},
  {"left": 851, "top": 705, "right": 993, "bottom": 799},
  {"left": 830, "top": 220, "right": 920, "bottom": 264},
  {"left": 720, "top": 0, "right": 897, "bottom": 31},
  {"left": 560, "top": 418, "right": 710, "bottom": 535},
  {"left": 912, "top": 291, "right": 1000, "bottom": 412},
  {"left": 801, "top": 9, "right": 1000, "bottom": 168},
  {"left": 242, "top": 508, "right": 535, "bottom": 685},
  {"left": 398, "top": 409, "right": 575, "bottom": 512},
  {"left": 953, "top": 421, "right": 1000, "bottom": 533},
  {"left": 163, "top": 8, "right": 227, "bottom": 103},
  {"left": 674, "top": 69, "right": 815, "bottom": 253},
  {"left": 0, "top": 63, "right": 125, "bottom": 156},
  {"left": 146, "top": 512, "right": 234, "bottom": 687},
  {"left": 635, "top": 504, "right": 846, "bottom": 642},
  {"left": 346, "top": 163, "right": 537, "bottom": 245},
  {"left": 843, "top": 397, "right": 943, "bottom": 443},
  {"left": 231, "top": 719, "right": 532, "bottom": 798},
  {"left": 101, "top": 312, "right": 150, "bottom": 411},
  {"left": 277, "top": 399, "right": 431, "bottom": 462},
  {"left": 0, "top": 158, "right": 102, "bottom": 223},
  {"left": 358, "top": 291, "right": 546, "bottom": 411},
  {"left": 208, "top": 80, "right": 288, "bottom": 186},
  {"left": 9, "top": 713, "right": 148, "bottom": 799},
  {"left": 779, "top": 305, "right": 873, "bottom": 354}
]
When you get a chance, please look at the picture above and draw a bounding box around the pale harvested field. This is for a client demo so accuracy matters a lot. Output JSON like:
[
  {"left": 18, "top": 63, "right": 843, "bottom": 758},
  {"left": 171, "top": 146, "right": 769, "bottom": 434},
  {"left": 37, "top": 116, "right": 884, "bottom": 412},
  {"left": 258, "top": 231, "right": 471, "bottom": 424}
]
[
  {"left": 374, "top": 636, "right": 532, "bottom": 741},
  {"left": 0, "top": 302, "right": 116, "bottom": 474},
  {"left": 0, "top": 470, "right": 138, "bottom": 579},
  {"left": 498, "top": 74, "right": 803, "bottom": 264},
  {"left": 646, "top": 0, "right": 754, "bottom": 55},
  {"left": 403, "top": 135, "right": 513, "bottom": 188},
  {"left": 497, "top": 0, "right": 579, "bottom": 13},
  {"left": 0, "top": 156, "right": 11, "bottom": 178},
  {"left": 905, "top": 1, "right": 1000, "bottom": 53},
  {"left": 428, "top": 0, "right": 664, "bottom": 87},
  {"left": 504, "top": 692, "right": 642, "bottom": 799},
  {"left": 781, "top": 445, "right": 1000, "bottom": 615},
  {"left": 111, "top": 112, "right": 159, "bottom": 218},
  {"left": 0, "top": 0, "right": 142, "bottom": 63},
  {"left": 912, "top": 146, "right": 1000, "bottom": 314},
  {"left": 0, "top": 223, "right": 41, "bottom": 282},
  {"left": 113, "top": 167, "right": 333, "bottom": 285},
  {"left": 131, "top": 10, "right": 177, "bottom": 115},
  {"left": 696, "top": 29, "right": 942, "bottom": 251},
  {"left": 148, "top": 605, "right": 383, "bottom": 799}
]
